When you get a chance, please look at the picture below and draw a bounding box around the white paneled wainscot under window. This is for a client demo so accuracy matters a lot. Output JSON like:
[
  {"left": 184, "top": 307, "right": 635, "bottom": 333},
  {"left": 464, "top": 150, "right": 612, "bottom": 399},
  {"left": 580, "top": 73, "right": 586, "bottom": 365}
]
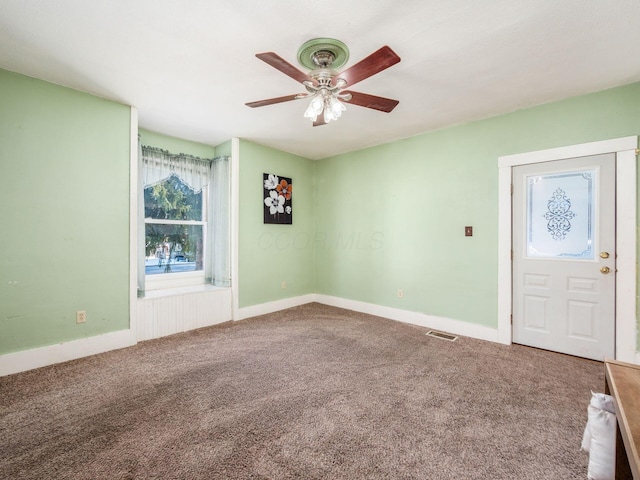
[{"left": 136, "top": 287, "right": 232, "bottom": 342}]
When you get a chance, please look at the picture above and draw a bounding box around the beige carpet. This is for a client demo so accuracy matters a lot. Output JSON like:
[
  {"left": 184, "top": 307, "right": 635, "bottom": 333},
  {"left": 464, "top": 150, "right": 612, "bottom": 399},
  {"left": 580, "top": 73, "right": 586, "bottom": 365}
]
[{"left": 0, "top": 303, "right": 602, "bottom": 479}]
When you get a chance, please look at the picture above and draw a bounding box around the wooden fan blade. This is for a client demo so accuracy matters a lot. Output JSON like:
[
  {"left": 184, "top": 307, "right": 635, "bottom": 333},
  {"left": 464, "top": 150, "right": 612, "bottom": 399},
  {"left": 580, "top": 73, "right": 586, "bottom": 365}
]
[
  {"left": 333, "top": 46, "right": 400, "bottom": 88},
  {"left": 256, "top": 52, "right": 311, "bottom": 84},
  {"left": 245, "top": 94, "right": 301, "bottom": 108},
  {"left": 342, "top": 91, "right": 399, "bottom": 112}
]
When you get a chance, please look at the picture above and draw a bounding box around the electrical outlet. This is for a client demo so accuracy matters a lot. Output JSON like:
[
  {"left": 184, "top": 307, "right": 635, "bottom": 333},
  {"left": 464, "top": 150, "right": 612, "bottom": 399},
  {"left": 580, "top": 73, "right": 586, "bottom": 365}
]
[
  {"left": 397, "top": 290, "right": 404, "bottom": 298},
  {"left": 281, "top": 281, "right": 287, "bottom": 289},
  {"left": 76, "top": 310, "right": 86, "bottom": 324}
]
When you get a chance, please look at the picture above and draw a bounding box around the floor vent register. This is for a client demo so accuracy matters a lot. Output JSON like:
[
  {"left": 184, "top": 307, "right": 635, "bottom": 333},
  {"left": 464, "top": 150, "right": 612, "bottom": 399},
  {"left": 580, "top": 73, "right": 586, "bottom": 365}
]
[{"left": 426, "top": 330, "right": 458, "bottom": 342}]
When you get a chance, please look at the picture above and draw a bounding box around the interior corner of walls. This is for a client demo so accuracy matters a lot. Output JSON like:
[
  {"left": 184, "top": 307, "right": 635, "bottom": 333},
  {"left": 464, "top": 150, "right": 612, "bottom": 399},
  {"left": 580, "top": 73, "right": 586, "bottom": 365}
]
[
  {"left": 212, "top": 138, "right": 236, "bottom": 158},
  {"left": 0, "top": 329, "right": 137, "bottom": 377},
  {"left": 238, "top": 294, "right": 318, "bottom": 321}
]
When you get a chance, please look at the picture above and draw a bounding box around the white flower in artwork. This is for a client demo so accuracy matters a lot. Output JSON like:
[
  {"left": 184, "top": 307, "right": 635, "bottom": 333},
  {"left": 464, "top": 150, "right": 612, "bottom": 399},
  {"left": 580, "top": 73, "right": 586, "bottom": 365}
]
[
  {"left": 264, "top": 190, "right": 285, "bottom": 215},
  {"left": 264, "top": 174, "right": 279, "bottom": 190},
  {"left": 285, "top": 206, "right": 292, "bottom": 214}
]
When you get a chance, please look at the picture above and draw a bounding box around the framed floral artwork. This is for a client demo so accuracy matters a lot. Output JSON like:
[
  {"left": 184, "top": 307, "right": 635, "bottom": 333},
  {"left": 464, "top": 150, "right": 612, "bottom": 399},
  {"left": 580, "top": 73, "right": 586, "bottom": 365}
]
[{"left": 263, "top": 173, "right": 292, "bottom": 224}]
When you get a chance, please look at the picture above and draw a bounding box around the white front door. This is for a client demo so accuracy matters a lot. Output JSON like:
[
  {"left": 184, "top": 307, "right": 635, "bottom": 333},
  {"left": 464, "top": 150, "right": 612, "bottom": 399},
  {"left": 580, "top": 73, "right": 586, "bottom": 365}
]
[{"left": 512, "top": 154, "right": 616, "bottom": 360}]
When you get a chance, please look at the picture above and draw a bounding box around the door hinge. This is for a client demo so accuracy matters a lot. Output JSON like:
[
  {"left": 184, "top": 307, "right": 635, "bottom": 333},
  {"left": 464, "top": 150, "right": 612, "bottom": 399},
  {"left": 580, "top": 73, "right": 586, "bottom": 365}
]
[
  {"left": 510, "top": 249, "right": 514, "bottom": 261},
  {"left": 510, "top": 314, "right": 513, "bottom": 325},
  {"left": 636, "top": 148, "right": 639, "bottom": 156},
  {"left": 510, "top": 184, "right": 514, "bottom": 195}
]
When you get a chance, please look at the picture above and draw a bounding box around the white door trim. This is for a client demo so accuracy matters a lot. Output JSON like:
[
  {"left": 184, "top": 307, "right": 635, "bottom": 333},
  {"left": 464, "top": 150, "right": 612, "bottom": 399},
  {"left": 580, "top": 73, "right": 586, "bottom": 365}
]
[{"left": 498, "top": 136, "right": 638, "bottom": 362}]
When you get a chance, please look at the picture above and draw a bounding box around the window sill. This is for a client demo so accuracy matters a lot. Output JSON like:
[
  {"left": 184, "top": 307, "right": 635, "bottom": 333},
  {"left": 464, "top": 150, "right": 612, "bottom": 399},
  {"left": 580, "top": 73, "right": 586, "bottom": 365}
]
[{"left": 141, "top": 284, "right": 228, "bottom": 299}]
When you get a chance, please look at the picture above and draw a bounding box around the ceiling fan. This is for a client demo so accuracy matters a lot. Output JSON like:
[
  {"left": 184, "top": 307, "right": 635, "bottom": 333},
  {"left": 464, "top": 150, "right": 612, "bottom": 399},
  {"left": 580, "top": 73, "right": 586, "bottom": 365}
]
[{"left": 245, "top": 38, "right": 401, "bottom": 126}]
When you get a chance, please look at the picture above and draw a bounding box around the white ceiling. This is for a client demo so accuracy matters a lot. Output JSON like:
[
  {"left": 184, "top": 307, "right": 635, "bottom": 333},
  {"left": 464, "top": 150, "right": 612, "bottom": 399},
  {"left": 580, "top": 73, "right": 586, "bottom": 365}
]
[{"left": 1, "top": 0, "right": 639, "bottom": 160}]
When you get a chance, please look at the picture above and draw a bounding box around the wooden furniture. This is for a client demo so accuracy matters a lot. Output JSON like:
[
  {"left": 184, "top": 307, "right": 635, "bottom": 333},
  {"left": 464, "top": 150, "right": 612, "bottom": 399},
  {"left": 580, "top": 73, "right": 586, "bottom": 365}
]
[{"left": 604, "top": 359, "right": 640, "bottom": 479}]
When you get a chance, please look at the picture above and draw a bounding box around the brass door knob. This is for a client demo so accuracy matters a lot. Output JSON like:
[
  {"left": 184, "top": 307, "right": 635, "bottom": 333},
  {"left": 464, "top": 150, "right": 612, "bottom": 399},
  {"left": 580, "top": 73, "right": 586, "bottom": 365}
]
[
  {"left": 600, "top": 252, "right": 610, "bottom": 259},
  {"left": 600, "top": 266, "right": 610, "bottom": 274}
]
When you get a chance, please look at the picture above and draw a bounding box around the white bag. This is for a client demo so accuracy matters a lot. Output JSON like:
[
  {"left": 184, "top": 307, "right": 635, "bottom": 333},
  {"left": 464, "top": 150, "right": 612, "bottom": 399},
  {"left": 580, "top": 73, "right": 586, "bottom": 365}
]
[{"left": 581, "top": 391, "right": 617, "bottom": 480}]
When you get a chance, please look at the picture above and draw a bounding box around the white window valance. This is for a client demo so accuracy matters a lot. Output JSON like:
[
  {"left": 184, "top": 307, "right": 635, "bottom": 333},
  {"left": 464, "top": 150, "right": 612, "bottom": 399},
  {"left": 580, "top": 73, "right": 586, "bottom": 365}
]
[{"left": 141, "top": 145, "right": 212, "bottom": 192}]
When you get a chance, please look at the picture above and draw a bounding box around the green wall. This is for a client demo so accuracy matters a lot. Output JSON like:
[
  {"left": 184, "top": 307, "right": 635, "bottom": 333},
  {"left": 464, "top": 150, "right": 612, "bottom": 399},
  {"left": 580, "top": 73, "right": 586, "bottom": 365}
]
[
  {"left": 0, "top": 70, "right": 131, "bottom": 354},
  {"left": 315, "top": 82, "right": 640, "bottom": 330},
  {"left": 238, "top": 140, "right": 315, "bottom": 307}
]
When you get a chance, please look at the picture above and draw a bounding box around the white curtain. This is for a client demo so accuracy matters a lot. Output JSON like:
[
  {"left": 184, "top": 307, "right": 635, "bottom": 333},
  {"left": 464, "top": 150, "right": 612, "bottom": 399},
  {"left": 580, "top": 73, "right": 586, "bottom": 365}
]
[
  {"left": 137, "top": 136, "right": 146, "bottom": 296},
  {"left": 206, "top": 156, "right": 231, "bottom": 287},
  {"left": 141, "top": 146, "right": 211, "bottom": 193}
]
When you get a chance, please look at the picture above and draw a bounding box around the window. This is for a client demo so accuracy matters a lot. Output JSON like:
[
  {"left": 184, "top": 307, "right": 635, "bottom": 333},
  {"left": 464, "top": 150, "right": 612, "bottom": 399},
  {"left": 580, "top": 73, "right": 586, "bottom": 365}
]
[
  {"left": 144, "top": 174, "right": 206, "bottom": 276},
  {"left": 138, "top": 144, "right": 230, "bottom": 294}
]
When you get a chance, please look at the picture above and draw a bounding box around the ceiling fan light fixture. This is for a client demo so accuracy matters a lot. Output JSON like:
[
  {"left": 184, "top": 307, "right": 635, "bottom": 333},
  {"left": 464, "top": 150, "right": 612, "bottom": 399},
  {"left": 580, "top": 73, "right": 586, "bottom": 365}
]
[
  {"left": 303, "top": 94, "right": 324, "bottom": 121},
  {"left": 303, "top": 90, "right": 347, "bottom": 123},
  {"left": 324, "top": 96, "right": 346, "bottom": 123}
]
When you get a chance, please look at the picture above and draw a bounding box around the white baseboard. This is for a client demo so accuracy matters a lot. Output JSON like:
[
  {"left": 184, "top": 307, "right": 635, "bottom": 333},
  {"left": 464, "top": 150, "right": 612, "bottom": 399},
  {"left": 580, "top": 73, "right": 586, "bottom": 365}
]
[
  {"left": 238, "top": 294, "right": 317, "bottom": 320},
  {"left": 0, "top": 329, "right": 137, "bottom": 377},
  {"left": 10, "top": 292, "right": 623, "bottom": 377},
  {"left": 239, "top": 293, "right": 499, "bottom": 343},
  {"left": 314, "top": 295, "right": 499, "bottom": 342}
]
